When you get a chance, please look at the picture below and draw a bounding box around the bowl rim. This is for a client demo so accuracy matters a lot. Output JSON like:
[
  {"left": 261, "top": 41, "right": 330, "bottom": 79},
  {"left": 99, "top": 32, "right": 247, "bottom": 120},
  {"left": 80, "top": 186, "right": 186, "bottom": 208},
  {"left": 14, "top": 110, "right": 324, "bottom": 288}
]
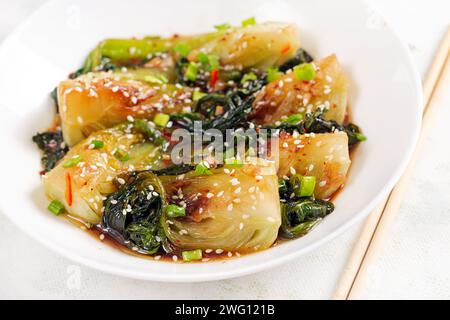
[{"left": 0, "top": 0, "right": 423, "bottom": 282}]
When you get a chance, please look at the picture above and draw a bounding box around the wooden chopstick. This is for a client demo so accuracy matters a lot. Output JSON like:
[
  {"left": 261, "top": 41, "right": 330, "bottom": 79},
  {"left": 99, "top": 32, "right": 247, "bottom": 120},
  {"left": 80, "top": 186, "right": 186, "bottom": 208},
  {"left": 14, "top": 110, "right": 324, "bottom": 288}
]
[{"left": 333, "top": 27, "right": 450, "bottom": 300}]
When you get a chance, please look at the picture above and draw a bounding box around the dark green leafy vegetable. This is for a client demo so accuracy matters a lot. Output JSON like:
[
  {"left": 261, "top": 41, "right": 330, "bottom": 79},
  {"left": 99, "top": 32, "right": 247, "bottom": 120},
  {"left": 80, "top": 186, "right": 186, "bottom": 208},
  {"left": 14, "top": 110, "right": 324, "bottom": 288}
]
[
  {"left": 151, "top": 164, "right": 196, "bottom": 176},
  {"left": 278, "top": 48, "right": 314, "bottom": 72},
  {"left": 281, "top": 199, "right": 334, "bottom": 238},
  {"left": 102, "top": 171, "right": 166, "bottom": 254},
  {"left": 32, "top": 131, "right": 68, "bottom": 173},
  {"left": 50, "top": 87, "right": 58, "bottom": 110},
  {"left": 265, "top": 109, "right": 366, "bottom": 147}
]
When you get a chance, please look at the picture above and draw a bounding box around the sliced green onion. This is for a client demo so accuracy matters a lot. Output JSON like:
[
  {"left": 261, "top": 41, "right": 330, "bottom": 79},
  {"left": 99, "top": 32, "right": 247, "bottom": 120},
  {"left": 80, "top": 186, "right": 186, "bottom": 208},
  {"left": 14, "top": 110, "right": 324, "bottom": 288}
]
[
  {"left": 174, "top": 42, "right": 191, "bottom": 57},
  {"left": 63, "top": 155, "right": 82, "bottom": 168},
  {"left": 197, "top": 51, "right": 209, "bottom": 64},
  {"left": 153, "top": 113, "right": 170, "bottom": 127},
  {"left": 193, "top": 91, "right": 207, "bottom": 101},
  {"left": 144, "top": 74, "right": 169, "bottom": 84},
  {"left": 240, "top": 72, "right": 257, "bottom": 84},
  {"left": 224, "top": 158, "right": 244, "bottom": 168},
  {"left": 196, "top": 53, "right": 220, "bottom": 71},
  {"left": 113, "top": 148, "right": 129, "bottom": 162},
  {"left": 299, "top": 176, "right": 316, "bottom": 197},
  {"left": 165, "top": 204, "right": 186, "bottom": 218},
  {"left": 293, "top": 63, "right": 316, "bottom": 81},
  {"left": 214, "top": 23, "right": 231, "bottom": 31},
  {"left": 48, "top": 200, "right": 65, "bottom": 216},
  {"left": 290, "top": 175, "right": 316, "bottom": 197},
  {"left": 90, "top": 140, "right": 104, "bottom": 149},
  {"left": 355, "top": 132, "right": 367, "bottom": 141},
  {"left": 283, "top": 114, "right": 304, "bottom": 124},
  {"left": 195, "top": 161, "right": 212, "bottom": 175},
  {"left": 182, "top": 249, "right": 203, "bottom": 262},
  {"left": 267, "top": 67, "right": 283, "bottom": 82},
  {"left": 242, "top": 17, "right": 256, "bottom": 27},
  {"left": 185, "top": 62, "right": 199, "bottom": 81},
  {"left": 207, "top": 55, "right": 220, "bottom": 70}
]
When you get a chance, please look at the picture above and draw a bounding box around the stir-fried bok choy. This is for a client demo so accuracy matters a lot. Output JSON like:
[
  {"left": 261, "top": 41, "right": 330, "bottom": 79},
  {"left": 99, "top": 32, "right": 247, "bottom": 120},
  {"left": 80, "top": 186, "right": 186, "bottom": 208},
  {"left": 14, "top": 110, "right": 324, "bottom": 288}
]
[{"left": 33, "top": 19, "right": 365, "bottom": 262}]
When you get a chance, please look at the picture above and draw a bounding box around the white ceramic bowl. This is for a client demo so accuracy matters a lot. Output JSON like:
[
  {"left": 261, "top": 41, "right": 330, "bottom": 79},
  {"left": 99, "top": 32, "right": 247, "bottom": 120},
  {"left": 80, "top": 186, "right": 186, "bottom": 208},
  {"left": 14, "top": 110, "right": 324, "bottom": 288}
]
[{"left": 0, "top": 0, "right": 422, "bottom": 282}]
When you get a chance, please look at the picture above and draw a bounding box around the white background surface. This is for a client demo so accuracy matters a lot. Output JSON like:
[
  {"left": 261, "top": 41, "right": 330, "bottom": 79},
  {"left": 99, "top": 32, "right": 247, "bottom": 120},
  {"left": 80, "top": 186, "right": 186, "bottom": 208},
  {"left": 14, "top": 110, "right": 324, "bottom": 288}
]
[{"left": 0, "top": 0, "right": 449, "bottom": 299}]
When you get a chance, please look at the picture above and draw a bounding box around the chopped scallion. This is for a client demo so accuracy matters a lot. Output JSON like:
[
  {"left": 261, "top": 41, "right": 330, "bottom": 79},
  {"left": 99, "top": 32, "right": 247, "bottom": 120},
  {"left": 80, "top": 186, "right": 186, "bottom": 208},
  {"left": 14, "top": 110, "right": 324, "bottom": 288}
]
[
  {"left": 299, "top": 176, "right": 316, "bottom": 197},
  {"left": 283, "top": 114, "right": 304, "bottom": 124},
  {"left": 267, "top": 67, "right": 283, "bottom": 82},
  {"left": 293, "top": 63, "right": 316, "bottom": 81},
  {"left": 242, "top": 17, "right": 256, "bottom": 27},
  {"left": 182, "top": 249, "right": 203, "bottom": 262},
  {"left": 63, "top": 155, "right": 82, "bottom": 168},
  {"left": 165, "top": 204, "right": 186, "bottom": 218},
  {"left": 207, "top": 55, "right": 220, "bottom": 70},
  {"left": 197, "top": 52, "right": 209, "bottom": 64},
  {"left": 185, "top": 62, "right": 199, "bottom": 81},
  {"left": 90, "top": 140, "right": 104, "bottom": 149},
  {"left": 48, "top": 200, "right": 65, "bottom": 216},
  {"left": 195, "top": 161, "right": 212, "bottom": 175},
  {"left": 240, "top": 72, "right": 257, "bottom": 84},
  {"left": 153, "top": 113, "right": 170, "bottom": 127}
]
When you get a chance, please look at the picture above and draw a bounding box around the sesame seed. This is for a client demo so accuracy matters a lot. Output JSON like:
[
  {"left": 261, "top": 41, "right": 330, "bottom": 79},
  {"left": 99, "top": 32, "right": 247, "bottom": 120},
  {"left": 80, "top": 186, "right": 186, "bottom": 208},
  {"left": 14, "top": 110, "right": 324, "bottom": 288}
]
[
  {"left": 319, "top": 180, "right": 327, "bottom": 187},
  {"left": 99, "top": 234, "right": 105, "bottom": 241},
  {"left": 290, "top": 167, "right": 296, "bottom": 175},
  {"left": 308, "top": 164, "right": 314, "bottom": 171},
  {"left": 217, "top": 191, "right": 224, "bottom": 197},
  {"left": 154, "top": 255, "right": 161, "bottom": 260},
  {"left": 227, "top": 203, "right": 233, "bottom": 211},
  {"left": 242, "top": 214, "right": 250, "bottom": 219},
  {"left": 234, "top": 187, "right": 241, "bottom": 194},
  {"left": 215, "top": 249, "right": 224, "bottom": 254},
  {"left": 172, "top": 255, "right": 178, "bottom": 262},
  {"left": 206, "top": 192, "right": 214, "bottom": 198},
  {"left": 239, "top": 222, "right": 244, "bottom": 230},
  {"left": 255, "top": 175, "right": 263, "bottom": 181},
  {"left": 205, "top": 249, "right": 213, "bottom": 253},
  {"left": 230, "top": 178, "right": 240, "bottom": 186}
]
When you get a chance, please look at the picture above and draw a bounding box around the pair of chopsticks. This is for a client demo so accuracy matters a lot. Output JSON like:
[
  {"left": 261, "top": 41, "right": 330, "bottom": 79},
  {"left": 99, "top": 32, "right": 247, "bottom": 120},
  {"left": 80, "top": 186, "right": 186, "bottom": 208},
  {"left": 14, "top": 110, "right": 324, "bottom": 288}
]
[{"left": 333, "top": 27, "right": 450, "bottom": 300}]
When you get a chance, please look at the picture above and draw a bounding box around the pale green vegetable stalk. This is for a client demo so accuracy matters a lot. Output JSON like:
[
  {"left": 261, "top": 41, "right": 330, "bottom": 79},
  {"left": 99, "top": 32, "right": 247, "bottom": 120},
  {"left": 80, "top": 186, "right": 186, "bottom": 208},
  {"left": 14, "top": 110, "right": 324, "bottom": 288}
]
[{"left": 81, "top": 22, "right": 300, "bottom": 72}]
